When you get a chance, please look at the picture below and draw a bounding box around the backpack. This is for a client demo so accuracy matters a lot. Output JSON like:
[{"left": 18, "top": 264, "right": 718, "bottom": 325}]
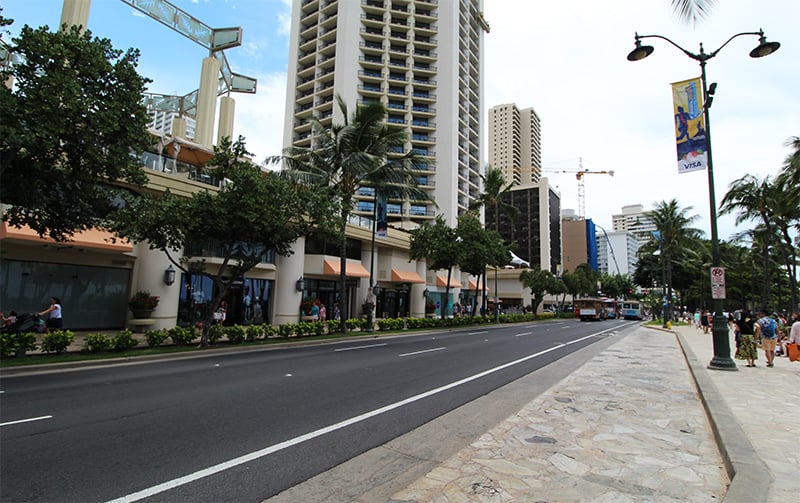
[{"left": 759, "top": 317, "right": 776, "bottom": 338}]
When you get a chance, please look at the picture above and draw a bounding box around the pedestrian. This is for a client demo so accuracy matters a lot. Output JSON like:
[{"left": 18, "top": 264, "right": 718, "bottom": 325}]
[
  {"left": 1, "top": 310, "right": 18, "bottom": 328},
  {"left": 319, "top": 303, "right": 326, "bottom": 322},
  {"left": 38, "top": 296, "right": 63, "bottom": 333},
  {"left": 700, "top": 309, "right": 710, "bottom": 334},
  {"left": 784, "top": 313, "right": 800, "bottom": 361},
  {"left": 754, "top": 308, "right": 778, "bottom": 368},
  {"left": 734, "top": 310, "right": 758, "bottom": 367},
  {"left": 310, "top": 301, "right": 320, "bottom": 321},
  {"left": 333, "top": 302, "right": 341, "bottom": 321}
]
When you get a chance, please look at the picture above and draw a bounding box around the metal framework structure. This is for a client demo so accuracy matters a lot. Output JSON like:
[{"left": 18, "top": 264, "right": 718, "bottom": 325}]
[
  {"left": 120, "top": 0, "right": 257, "bottom": 118},
  {"left": 543, "top": 159, "right": 614, "bottom": 218}
]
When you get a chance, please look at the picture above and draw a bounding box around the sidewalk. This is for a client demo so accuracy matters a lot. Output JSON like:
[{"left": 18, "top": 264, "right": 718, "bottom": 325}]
[{"left": 390, "top": 324, "right": 799, "bottom": 502}]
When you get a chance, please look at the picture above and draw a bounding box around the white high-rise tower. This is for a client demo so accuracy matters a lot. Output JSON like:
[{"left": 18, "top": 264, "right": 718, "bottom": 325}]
[
  {"left": 489, "top": 103, "right": 542, "bottom": 186},
  {"left": 283, "top": 0, "right": 488, "bottom": 226}
]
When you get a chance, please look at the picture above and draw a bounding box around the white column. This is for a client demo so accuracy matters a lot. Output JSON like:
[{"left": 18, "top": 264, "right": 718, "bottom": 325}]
[
  {"left": 194, "top": 56, "right": 219, "bottom": 148},
  {"left": 60, "top": 0, "right": 90, "bottom": 33},
  {"left": 130, "top": 244, "right": 180, "bottom": 331},
  {"left": 273, "top": 238, "right": 305, "bottom": 325},
  {"left": 217, "top": 96, "right": 235, "bottom": 144}
]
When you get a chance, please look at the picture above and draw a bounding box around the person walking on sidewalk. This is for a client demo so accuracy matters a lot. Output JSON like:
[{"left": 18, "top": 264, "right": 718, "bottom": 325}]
[
  {"left": 755, "top": 309, "right": 778, "bottom": 367},
  {"left": 734, "top": 310, "right": 758, "bottom": 367}
]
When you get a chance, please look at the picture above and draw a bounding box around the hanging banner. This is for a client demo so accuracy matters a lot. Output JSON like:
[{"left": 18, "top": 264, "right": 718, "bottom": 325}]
[
  {"left": 671, "top": 77, "right": 708, "bottom": 174},
  {"left": 376, "top": 195, "right": 388, "bottom": 238}
]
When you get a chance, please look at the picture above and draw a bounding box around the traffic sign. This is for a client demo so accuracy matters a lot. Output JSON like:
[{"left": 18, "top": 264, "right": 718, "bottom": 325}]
[{"left": 710, "top": 267, "right": 726, "bottom": 299}]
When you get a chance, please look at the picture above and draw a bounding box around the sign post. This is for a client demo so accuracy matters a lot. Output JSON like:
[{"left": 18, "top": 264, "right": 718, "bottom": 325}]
[{"left": 710, "top": 267, "right": 726, "bottom": 300}]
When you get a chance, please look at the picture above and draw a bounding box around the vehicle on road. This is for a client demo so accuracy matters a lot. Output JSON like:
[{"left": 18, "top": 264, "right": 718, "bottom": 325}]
[
  {"left": 620, "top": 301, "right": 644, "bottom": 320},
  {"left": 574, "top": 297, "right": 608, "bottom": 321}
]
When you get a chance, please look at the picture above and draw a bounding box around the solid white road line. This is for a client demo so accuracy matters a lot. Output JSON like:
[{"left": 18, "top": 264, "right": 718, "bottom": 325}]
[
  {"left": 1, "top": 415, "right": 53, "bottom": 427},
  {"left": 468, "top": 331, "right": 488, "bottom": 335},
  {"left": 334, "top": 343, "right": 388, "bottom": 352},
  {"left": 106, "top": 326, "right": 618, "bottom": 503},
  {"left": 515, "top": 332, "right": 532, "bottom": 337},
  {"left": 398, "top": 347, "right": 446, "bottom": 357}
]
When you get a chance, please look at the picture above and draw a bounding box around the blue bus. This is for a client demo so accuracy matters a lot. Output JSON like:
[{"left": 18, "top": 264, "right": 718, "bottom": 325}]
[{"left": 620, "top": 301, "right": 643, "bottom": 320}]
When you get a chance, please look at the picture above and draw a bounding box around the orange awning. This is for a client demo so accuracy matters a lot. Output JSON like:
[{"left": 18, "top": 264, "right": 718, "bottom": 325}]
[
  {"left": 391, "top": 269, "right": 425, "bottom": 283},
  {"left": 1, "top": 222, "right": 133, "bottom": 253},
  {"left": 323, "top": 259, "right": 370, "bottom": 278},
  {"left": 468, "top": 279, "right": 490, "bottom": 292},
  {"left": 436, "top": 275, "right": 462, "bottom": 288}
]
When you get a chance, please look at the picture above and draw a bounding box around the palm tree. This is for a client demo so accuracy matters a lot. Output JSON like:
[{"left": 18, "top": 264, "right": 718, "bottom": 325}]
[
  {"left": 719, "top": 174, "right": 785, "bottom": 310},
  {"left": 273, "top": 96, "right": 429, "bottom": 333},
  {"left": 647, "top": 199, "right": 702, "bottom": 322},
  {"left": 670, "top": 0, "right": 716, "bottom": 24},
  {"left": 469, "top": 167, "right": 518, "bottom": 315}
]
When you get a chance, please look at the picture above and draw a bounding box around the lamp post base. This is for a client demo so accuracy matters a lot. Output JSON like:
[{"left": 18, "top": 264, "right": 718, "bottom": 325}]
[{"left": 707, "top": 312, "right": 738, "bottom": 371}]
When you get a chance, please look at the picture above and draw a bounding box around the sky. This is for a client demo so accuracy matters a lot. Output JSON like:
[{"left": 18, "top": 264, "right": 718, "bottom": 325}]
[{"left": 3, "top": 0, "right": 798, "bottom": 243}]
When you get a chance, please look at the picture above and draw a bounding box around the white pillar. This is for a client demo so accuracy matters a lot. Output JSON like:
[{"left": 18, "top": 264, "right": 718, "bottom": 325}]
[
  {"left": 130, "top": 244, "right": 180, "bottom": 331},
  {"left": 217, "top": 96, "right": 235, "bottom": 144},
  {"left": 273, "top": 238, "right": 305, "bottom": 325},
  {"left": 411, "top": 261, "right": 427, "bottom": 318},
  {"left": 194, "top": 56, "right": 219, "bottom": 148},
  {"left": 60, "top": 0, "right": 90, "bottom": 33}
]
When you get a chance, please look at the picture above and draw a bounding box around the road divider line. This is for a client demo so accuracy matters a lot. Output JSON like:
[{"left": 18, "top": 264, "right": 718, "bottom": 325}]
[
  {"left": 106, "top": 327, "right": 617, "bottom": 503},
  {"left": 399, "top": 347, "right": 446, "bottom": 357},
  {"left": 334, "top": 343, "right": 387, "bottom": 352},
  {"left": 515, "top": 332, "right": 532, "bottom": 337},
  {"left": 1, "top": 415, "right": 53, "bottom": 427},
  {"left": 468, "top": 331, "right": 488, "bottom": 335}
]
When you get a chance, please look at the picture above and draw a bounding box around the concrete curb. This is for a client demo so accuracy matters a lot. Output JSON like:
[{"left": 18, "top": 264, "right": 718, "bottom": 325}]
[{"left": 669, "top": 328, "right": 773, "bottom": 502}]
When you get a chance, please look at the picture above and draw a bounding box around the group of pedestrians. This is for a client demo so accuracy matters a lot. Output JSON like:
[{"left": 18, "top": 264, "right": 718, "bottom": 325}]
[
  {"left": 1, "top": 296, "right": 63, "bottom": 334},
  {"left": 731, "top": 309, "right": 800, "bottom": 368}
]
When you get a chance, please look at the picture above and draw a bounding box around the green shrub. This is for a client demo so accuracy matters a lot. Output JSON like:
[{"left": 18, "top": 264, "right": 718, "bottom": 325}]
[
  {"left": 112, "top": 329, "right": 139, "bottom": 351},
  {"left": 145, "top": 329, "right": 169, "bottom": 347},
  {"left": 226, "top": 324, "right": 246, "bottom": 344},
  {"left": 278, "top": 323, "right": 295, "bottom": 338},
  {"left": 83, "top": 333, "right": 112, "bottom": 353},
  {"left": 263, "top": 324, "right": 278, "bottom": 338},
  {"left": 245, "top": 324, "right": 265, "bottom": 342},
  {"left": 208, "top": 323, "right": 225, "bottom": 344},
  {"left": 0, "top": 331, "right": 37, "bottom": 357},
  {"left": 295, "top": 322, "right": 313, "bottom": 337},
  {"left": 40, "top": 330, "right": 75, "bottom": 354},
  {"left": 168, "top": 326, "right": 195, "bottom": 346},
  {"left": 326, "top": 320, "right": 340, "bottom": 334}
]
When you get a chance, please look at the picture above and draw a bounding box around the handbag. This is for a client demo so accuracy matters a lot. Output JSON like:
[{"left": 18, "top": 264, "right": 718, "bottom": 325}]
[{"left": 788, "top": 343, "right": 800, "bottom": 362}]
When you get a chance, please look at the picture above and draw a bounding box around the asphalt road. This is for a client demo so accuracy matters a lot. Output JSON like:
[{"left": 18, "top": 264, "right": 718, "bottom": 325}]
[{"left": 0, "top": 319, "right": 638, "bottom": 502}]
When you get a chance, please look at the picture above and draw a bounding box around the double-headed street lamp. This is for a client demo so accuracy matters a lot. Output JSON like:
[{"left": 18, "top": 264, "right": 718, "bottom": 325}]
[{"left": 627, "top": 29, "right": 780, "bottom": 371}]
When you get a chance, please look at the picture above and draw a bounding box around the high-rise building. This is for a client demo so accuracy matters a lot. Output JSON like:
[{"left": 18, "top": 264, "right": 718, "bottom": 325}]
[
  {"left": 283, "top": 0, "right": 488, "bottom": 227},
  {"left": 596, "top": 230, "right": 639, "bottom": 276},
  {"left": 150, "top": 111, "right": 197, "bottom": 140},
  {"left": 495, "top": 178, "right": 561, "bottom": 273},
  {"left": 611, "top": 204, "right": 656, "bottom": 245},
  {"left": 561, "top": 212, "right": 599, "bottom": 273},
  {"left": 488, "top": 103, "right": 542, "bottom": 186}
]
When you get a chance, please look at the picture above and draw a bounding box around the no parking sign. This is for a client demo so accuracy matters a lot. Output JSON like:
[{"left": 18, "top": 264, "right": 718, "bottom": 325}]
[{"left": 710, "top": 267, "right": 726, "bottom": 300}]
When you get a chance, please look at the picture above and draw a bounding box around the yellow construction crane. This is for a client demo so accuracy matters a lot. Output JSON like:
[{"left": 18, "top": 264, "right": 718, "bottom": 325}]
[{"left": 542, "top": 158, "right": 614, "bottom": 219}]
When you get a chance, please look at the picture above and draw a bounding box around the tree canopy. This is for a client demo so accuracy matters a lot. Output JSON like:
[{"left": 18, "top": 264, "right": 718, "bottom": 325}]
[
  {"left": 110, "top": 138, "right": 329, "bottom": 345},
  {"left": 1, "top": 21, "right": 152, "bottom": 241}
]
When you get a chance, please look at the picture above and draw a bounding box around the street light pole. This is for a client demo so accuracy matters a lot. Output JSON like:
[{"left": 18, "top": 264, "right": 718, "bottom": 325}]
[{"left": 627, "top": 30, "right": 780, "bottom": 371}]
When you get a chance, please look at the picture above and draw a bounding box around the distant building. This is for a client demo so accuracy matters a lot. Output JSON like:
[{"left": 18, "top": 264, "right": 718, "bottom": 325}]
[
  {"left": 561, "top": 212, "right": 598, "bottom": 273},
  {"left": 488, "top": 103, "right": 542, "bottom": 186},
  {"left": 150, "top": 111, "right": 197, "bottom": 140},
  {"left": 612, "top": 204, "right": 656, "bottom": 245},
  {"left": 596, "top": 229, "right": 639, "bottom": 276},
  {"left": 495, "top": 178, "right": 561, "bottom": 273}
]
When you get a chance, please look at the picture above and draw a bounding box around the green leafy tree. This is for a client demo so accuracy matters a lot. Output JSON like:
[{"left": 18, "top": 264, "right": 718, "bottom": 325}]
[
  {"left": 469, "top": 167, "right": 517, "bottom": 313},
  {"left": 409, "top": 215, "right": 460, "bottom": 319},
  {"left": 111, "top": 138, "right": 328, "bottom": 346},
  {"left": 456, "top": 213, "right": 512, "bottom": 319},
  {"left": 719, "top": 174, "right": 798, "bottom": 312},
  {"left": 520, "top": 269, "right": 559, "bottom": 317},
  {"left": 274, "top": 96, "right": 428, "bottom": 333},
  {"left": 0, "top": 22, "right": 152, "bottom": 241}
]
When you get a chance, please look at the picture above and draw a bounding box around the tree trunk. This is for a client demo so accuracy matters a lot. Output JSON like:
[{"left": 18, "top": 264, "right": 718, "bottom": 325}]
[
  {"left": 442, "top": 267, "right": 452, "bottom": 320},
  {"left": 339, "top": 209, "right": 349, "bottom": 335}
]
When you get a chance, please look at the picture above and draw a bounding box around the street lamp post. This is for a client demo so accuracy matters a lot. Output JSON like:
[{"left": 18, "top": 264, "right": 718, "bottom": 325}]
[{"left": 627, "top": 29, "right": 780, "bottom": 371}]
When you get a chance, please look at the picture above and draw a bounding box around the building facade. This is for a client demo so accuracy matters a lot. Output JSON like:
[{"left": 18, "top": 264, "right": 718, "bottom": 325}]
[
  {"left": 561, "top": 214, "right": 599, "bottom": 273},
  {"left": 283, "top": 0, "right": 488, "bottom": 227},
  {"left": 611, "top": 204, "right": 656, "bottom": 246},
  {"left": 488, "top": 103, "right": 542, "bottom": 186},
  {"left": 495, "top": 179, "right": 561, "bottom": 273},
  {"left": 596, "top": 230, "right": 639, "bottom": 276}
]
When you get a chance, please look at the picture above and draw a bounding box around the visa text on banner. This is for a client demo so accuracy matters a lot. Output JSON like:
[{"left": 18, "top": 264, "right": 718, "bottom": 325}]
[{"left": 671, "top": 77, "right": 708, "bottom": 174}]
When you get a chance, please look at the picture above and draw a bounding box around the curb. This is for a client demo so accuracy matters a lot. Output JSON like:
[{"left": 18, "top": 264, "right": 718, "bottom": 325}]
[{"left": 666, "top": 328, "right": 773, "bottom": 502}]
